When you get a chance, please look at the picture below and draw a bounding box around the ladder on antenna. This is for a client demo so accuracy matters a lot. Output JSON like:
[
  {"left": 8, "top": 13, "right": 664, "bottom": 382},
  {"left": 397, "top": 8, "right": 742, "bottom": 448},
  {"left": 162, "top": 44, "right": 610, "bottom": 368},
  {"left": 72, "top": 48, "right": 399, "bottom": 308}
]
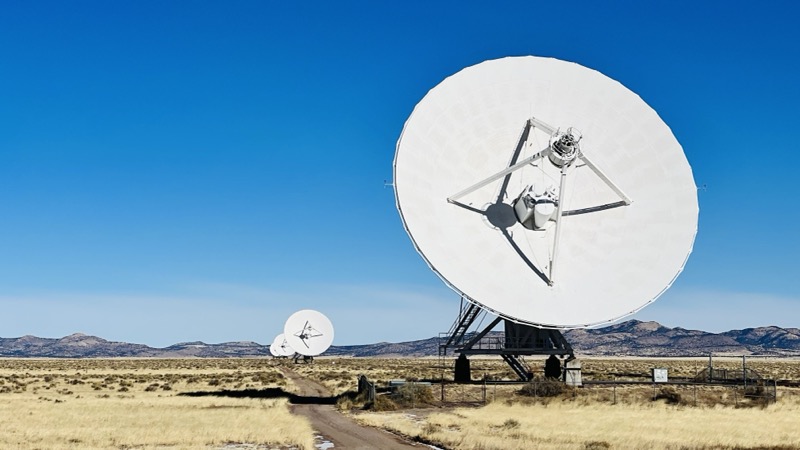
[{"left": 440, "top": 298, "right": 482, "bottom": 355}]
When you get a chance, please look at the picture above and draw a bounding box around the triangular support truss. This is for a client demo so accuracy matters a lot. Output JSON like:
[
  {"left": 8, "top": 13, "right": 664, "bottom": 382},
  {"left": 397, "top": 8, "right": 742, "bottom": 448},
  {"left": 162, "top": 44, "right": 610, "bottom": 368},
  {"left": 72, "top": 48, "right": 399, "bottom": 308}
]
[{"left": 439, "top": 301, "right": 574, "bottom": 382}]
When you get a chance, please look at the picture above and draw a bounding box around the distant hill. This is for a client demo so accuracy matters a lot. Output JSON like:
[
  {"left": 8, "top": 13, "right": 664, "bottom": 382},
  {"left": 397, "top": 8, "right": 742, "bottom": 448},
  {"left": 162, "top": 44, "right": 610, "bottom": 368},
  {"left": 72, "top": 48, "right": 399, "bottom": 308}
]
[
  {"left": 0, "top": 334, "right": 272, "bottom": 358},
  {"left": 1, "top": 320, "right": 799, "bottom": 358}
]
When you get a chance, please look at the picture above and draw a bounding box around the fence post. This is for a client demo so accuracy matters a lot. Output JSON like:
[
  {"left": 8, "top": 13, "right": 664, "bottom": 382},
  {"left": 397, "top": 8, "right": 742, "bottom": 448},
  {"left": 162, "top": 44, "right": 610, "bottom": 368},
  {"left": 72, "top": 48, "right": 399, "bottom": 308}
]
[
  {"left": 742, "top": 355, "right": 747, "bottom": 391},
  {"left": 774, "top": 379, "right": 778, "bottom": 404},
  {"left": 612, "top": 379, "right": 616, "bottom": 405}
]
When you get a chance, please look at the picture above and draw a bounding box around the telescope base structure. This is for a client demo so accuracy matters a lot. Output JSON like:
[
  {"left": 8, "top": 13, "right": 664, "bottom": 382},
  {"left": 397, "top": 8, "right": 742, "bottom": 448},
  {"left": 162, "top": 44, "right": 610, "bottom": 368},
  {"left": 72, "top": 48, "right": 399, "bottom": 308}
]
[
  {"left": 293, "top": 354, "right": 315, "bottom": 364},
  {"left": 440, "top": 301, "right": 579, "bottom": 383}
]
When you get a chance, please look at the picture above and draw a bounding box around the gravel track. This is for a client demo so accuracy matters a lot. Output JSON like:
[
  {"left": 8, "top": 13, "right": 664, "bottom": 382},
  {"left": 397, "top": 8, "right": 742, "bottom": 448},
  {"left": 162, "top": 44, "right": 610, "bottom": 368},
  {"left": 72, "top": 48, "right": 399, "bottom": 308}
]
[{"left": 281, "top": 368, "right": 423, "bottom": 450}]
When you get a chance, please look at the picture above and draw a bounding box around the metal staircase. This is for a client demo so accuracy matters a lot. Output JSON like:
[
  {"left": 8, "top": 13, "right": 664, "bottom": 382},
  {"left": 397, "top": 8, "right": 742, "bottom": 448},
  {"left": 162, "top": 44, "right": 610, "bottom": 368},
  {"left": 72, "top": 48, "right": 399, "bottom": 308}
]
[
  {"left": 439, "top": 297, "right": 482, "bottom": 355},
  {"left": 501, "top": 354, "right": 532, "bottom": 381}
]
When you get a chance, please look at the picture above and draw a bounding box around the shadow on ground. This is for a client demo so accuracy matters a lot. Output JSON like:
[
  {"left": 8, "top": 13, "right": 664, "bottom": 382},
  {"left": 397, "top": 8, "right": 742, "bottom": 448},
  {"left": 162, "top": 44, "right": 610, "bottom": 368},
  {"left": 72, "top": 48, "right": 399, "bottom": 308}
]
[{"left": 179, "top": 388, "right": 342, "bottom": 405}]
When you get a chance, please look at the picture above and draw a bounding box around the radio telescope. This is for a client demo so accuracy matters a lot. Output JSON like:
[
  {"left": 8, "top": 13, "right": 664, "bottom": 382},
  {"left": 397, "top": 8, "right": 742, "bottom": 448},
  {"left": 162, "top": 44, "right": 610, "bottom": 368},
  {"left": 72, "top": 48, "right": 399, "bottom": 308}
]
[
  {"left": 394, "top": 56, "right": 698, "bottom": 382},
  {"left": 270, "top": 333, "right": 294, "bottom": 358},
  {"left": 283, "top": 309, "right": 334, "bottom": 363}
]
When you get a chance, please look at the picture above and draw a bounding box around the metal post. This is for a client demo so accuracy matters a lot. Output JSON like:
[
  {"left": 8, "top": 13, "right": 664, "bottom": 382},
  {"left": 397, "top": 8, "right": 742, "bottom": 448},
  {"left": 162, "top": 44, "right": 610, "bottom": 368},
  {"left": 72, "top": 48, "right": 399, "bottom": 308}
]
[
  {"left": 612, "top": 378, "right": 617, "bottom": 404},
  {"left": 774, "top": 379, "right": 778, "bottom": 404},
  {"left": 708, "top": 354, "right": 713, "bottom": 382},
  {"left": 742, "top": 355, "right": 747, "bottom": 391}
]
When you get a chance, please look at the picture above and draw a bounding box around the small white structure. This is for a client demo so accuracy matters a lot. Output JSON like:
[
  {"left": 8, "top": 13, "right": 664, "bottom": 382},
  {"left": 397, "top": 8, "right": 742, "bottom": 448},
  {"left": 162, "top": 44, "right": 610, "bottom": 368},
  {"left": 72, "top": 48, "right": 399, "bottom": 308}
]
[
  {"left": 652, "top": 368, "right": 669, "bottom": 383},
  {"left": 564, "top": 359, "right": 582, "bottom": 387}
]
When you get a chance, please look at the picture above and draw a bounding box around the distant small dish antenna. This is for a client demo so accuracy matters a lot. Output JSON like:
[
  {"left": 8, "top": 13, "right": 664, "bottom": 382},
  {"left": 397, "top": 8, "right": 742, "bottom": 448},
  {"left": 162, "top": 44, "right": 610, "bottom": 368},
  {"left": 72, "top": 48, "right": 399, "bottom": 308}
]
[
  {"left": 283, "top": 309, "right": 334, "bottom": 360},
  {"left": 270, "top": 333, "right": 294, "bottom": 357}
]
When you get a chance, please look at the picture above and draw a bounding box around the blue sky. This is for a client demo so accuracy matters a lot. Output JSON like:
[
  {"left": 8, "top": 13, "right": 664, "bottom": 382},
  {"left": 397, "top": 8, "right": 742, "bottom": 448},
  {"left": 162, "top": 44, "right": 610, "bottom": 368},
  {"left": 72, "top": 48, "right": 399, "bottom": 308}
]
[{"left": 1, "top": 1, "right": 798, "bottom": 347}]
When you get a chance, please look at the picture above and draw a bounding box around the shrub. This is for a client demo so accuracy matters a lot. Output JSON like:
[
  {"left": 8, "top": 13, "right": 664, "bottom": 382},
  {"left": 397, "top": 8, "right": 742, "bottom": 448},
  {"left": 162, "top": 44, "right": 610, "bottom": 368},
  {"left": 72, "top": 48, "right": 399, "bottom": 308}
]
[
  {"left": 653, "top": 387, "right": 681, "bottom": 404},
  {"left": 392, "top": 383, "right": 435, "bottom": 407},
  {"left": 368, "top": 394, "right": 399, "bottom": 412},
  {"left": 335, "top": 396, "right": 353, "bottom": 411},
  {"left": 519, "top": 377, "right": 564, "bottom": 397},
  {"left": 422, "top": 423, "right": 441, "bottom": 435}
]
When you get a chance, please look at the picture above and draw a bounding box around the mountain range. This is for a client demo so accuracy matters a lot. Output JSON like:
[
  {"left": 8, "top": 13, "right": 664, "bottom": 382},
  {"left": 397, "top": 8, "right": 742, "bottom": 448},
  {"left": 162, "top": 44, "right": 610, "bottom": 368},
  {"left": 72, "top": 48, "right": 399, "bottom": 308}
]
[{"left": 1, "top": 320, "right": 799, "bottom": 358}]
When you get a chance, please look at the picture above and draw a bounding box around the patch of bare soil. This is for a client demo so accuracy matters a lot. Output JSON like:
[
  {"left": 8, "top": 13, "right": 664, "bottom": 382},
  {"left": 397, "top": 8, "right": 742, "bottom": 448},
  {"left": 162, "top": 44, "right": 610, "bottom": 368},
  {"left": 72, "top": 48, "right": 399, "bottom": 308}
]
[{"left": 282, "top": 368, "right": 424, "bottom": 450}]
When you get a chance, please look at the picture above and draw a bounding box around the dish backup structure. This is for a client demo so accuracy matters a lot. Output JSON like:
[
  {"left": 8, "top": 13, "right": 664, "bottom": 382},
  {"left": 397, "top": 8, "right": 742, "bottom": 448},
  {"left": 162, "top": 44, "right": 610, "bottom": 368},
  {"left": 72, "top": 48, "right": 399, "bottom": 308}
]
[{"left": 393, "top": 56, "right": 698, "bottom": 384}]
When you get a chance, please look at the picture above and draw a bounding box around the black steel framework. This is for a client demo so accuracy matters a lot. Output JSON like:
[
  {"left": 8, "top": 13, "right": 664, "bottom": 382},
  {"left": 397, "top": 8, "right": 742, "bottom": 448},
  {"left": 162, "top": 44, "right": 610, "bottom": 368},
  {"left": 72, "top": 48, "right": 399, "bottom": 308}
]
[{"left": 440, "top": 297, "right": 575, "bottom": 381}]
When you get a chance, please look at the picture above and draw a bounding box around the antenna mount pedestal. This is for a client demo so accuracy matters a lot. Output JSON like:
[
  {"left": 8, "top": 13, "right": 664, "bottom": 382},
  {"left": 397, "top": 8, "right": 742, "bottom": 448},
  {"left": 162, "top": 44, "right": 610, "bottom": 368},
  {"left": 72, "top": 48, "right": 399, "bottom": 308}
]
[{"left": 440, "top": 298, "right": 578, "bottom": 383}]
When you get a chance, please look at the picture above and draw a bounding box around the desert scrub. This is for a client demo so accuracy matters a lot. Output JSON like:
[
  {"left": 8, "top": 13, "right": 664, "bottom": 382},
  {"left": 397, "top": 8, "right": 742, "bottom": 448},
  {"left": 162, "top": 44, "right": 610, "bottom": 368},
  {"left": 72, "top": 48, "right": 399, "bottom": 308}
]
[
  {"left": 653, "top": 387, "right": 681, "bottom": 404},
  {"left": 369, "top": 394, "right": 399, "bottom": 411},
  {"left": 519, "top": 377, "right": 565, "bottom": 397},
  {"left": 393, "top": 383, "right": 435, "bottom": 407},
  {"left": 355, "top": 395, "right": 800, "bottom": 450},
  {"left": 0, "top": 358, "right": 315, "bottom": 449}
]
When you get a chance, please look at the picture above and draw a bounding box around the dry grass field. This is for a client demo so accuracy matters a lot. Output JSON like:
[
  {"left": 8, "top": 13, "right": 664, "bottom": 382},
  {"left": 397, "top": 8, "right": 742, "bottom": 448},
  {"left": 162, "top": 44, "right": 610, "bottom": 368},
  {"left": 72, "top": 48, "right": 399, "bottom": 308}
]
[
  {"left": 0, "top": 358, "right": 315, "bottom": 450},
  {"left": 288, "top": 356, "right": 800, "bottom": 449},
  {"left": 2, "top": 357, "right": 799, "bottom": 450},
  {"left": 333, "top": 356, "right": 800, "bottom": 450},
  {"left": 355, "top": 397, "right": 800, "bottom": 450}
]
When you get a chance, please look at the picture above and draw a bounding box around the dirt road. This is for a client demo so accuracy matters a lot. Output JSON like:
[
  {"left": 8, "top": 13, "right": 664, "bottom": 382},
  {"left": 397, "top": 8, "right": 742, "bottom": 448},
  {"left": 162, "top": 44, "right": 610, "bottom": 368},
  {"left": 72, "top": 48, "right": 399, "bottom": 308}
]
[{"left": 282, "top": 369, "right": 423, "bottom": 450}]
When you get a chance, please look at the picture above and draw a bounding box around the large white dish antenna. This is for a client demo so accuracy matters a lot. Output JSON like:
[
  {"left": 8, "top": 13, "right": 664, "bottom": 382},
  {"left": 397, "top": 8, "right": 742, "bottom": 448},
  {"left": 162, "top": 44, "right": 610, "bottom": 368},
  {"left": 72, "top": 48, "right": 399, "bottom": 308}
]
[
  {"left": 283, "top": 310, "right": 334, "bottom": 356},
  {"left": 271, "top": 333, "right": 294, "bottom": 357},
  {"left": 394, "top": 56, "right": 698, "bottom": 329}
]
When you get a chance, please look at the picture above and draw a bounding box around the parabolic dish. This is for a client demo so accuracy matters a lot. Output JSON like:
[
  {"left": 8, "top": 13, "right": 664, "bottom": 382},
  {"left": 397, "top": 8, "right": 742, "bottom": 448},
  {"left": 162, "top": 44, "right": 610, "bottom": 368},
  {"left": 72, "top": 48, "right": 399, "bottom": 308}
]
[
  {"left": 272, "top": 333, "right": 294, "bottom": 357},
  {"left": 394, "top": 56, "right": 698, "bottom": 328},
  {"left": 283, "top": 309, "right": 334, "bottom": 356}
]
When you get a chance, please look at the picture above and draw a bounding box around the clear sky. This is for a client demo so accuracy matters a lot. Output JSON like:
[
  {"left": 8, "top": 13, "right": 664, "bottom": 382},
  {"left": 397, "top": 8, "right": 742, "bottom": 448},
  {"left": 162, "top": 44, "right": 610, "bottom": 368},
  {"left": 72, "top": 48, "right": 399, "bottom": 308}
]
[{"left": 1, "top": 1, "right": 798, "bottom": 347}]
